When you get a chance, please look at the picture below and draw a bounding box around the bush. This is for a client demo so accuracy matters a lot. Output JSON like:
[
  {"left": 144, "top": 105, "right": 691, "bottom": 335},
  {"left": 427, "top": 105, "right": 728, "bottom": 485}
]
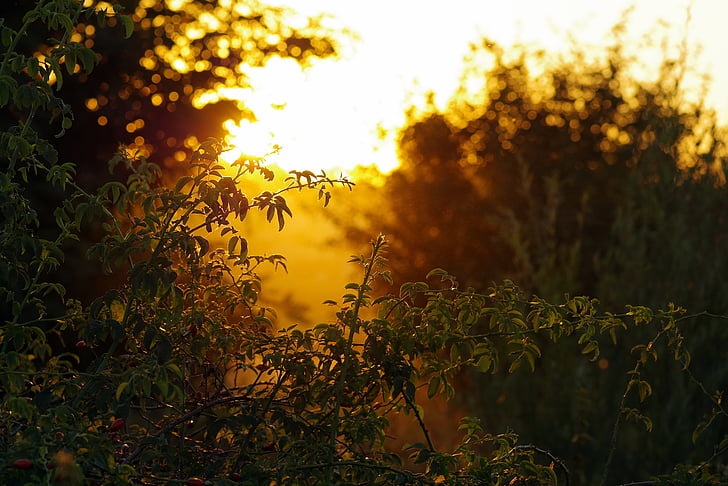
[
  {"left": 335, "top": 16, "right": 728, "bottom": 485},
  {"left": 1, "top": 3, "right": 726, "bottom": 485}
]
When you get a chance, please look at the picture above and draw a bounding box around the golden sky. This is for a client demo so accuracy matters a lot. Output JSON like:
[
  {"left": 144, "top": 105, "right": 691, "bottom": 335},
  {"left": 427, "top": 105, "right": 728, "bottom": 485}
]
[{"left": 221, "top": 0, "right": 728, "bottom": 175}]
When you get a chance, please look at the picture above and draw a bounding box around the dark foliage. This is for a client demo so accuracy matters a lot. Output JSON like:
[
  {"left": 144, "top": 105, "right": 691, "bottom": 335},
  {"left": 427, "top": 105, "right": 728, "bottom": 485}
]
[{"left": 340, "top": 23, "right": 728, "bottom": 485}]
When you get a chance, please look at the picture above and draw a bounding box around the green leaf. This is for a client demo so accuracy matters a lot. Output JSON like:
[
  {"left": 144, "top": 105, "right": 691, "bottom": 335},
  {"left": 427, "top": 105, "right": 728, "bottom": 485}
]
[
  {"left": 425, "top": 268, "right": 449, "bottom": 280},
  {"left": 166, "top": 363, "right": 183, "bottom": 380},
  {"left": 427, "top": 375, "right": 440, "bottom": 399},
  {"left": 228, "top": 235, "right": 239, "bottom": 254},
  {"left": 77, "top": 46, "right": 98, "bottom": 73},
  {"left": 476, "top": 355, "right": 492, "bottom": 373},
  {"left": 194, "top": 236, "right": 210, "bottom": 257},
  {"left": 638, "top": 380, "right": 652, "bottom": 402},
  {"left": 641, "top": 415, "right": 653, "bottom": 432},
  {"left": 1, "top": 26, "right": 14, "bottom": 46},
  {"left": 413, "top": 447, "right": 430, "bottom": 464},
  {"left": 581, "top": 340, "right": 599, "bottom": 360},
  {"left": 0, "top": 75, "right": 17, "bottom": 107},
  {"left": 120, "top": 14, "right": 134, "bottom": 38},
  {"left": 48, "top": 57, "right": 63, "bottom": 90},
  {"left": 26, "top": 56, "right": 39, "bottom": 78},
  {"left": 65, "top": 49, "right": 77, "bottom": 75},
  {"left": 173, "top": 175, "right": 193, "bottom": 193},
  {"left": 116, "top": 381, "right": 130, "bottom": 400},
  {"left": 22, "top": 9, "right": 40, "bottom": 25},
  {"left": 544, "top": 466, "right": 558, "bottom": 485},
  {"left": 57, "top": 13, "right": 73, "bottom": 34},
  {"left": 277, "top": 207, "right": 285, "bottom": 230}
]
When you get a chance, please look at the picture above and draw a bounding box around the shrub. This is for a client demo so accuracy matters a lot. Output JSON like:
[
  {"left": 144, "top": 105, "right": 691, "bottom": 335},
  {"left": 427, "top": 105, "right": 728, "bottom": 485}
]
[{"left": 1, "top": 2, "right": 725, "bottom": 485}]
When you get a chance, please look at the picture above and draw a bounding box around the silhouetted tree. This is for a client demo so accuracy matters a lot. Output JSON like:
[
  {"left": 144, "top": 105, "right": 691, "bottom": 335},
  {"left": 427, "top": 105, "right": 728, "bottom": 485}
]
[
  {"left": 0, "top": 0, "right": 346, "bottom": 303},
  {"left": 351, "top": 28, "right": 726, "bottom": 310},
  {"left": 1, "top": 0, "right": 344, "bottom": 183},
  {"left": 340, "top": 22, "right": 728, "bottom": 484}
]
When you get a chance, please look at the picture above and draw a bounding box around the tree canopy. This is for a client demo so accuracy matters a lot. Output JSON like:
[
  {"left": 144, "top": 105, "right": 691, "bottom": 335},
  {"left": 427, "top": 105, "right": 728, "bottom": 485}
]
[
  {"left": 0, "top": 0, "right": 347, "bottom": 308},
  {"left": 0, "top": 0, "right": 345, "bottom": 178},
  {"left": 337, "top": 20, "right": 728, "bottom": 484},
  {"left": 348, "top": 25, "right": 727, "bottom": 310}
]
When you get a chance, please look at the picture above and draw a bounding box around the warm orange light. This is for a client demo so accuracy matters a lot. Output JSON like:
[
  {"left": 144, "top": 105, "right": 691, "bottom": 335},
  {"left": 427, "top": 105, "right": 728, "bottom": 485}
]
[
  {"left": 217, "top": 55, "right": 402, "bottom": 175},
  {"left": 85, "top": 98, "right": 99, "bottom": 111},
  {"left": 156, "top": 0, "right": 728, "bottom": 179}
]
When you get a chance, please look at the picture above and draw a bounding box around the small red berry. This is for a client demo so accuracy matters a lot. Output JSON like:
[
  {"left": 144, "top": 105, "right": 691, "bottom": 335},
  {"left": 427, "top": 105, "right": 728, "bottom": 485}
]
[
  {"left": 262, "top": 441, "right": 276, "bottom": 452},
  {"left": 75, "top": 340, "right": 87, "bottom": 349},
  {"left": 185, "top": 478, "right": 205, "bottom": 486},
  {"left": 46, "top": 463, "right": 56, "bottom": 470},
  {"left": 54, "top": 432, "right": 64, "bottom": 441},
  {"left": 229, "top": 472, "right": 242, "bottom": 481},
  {"left": 255, "top": 363, "right": 269, "bottom": 372},
  {"left": 108, "top": 418, "right": 125, "bottom": 432},
  {"left": 13, "top": 458, "right": 33, "bottom": 469}
]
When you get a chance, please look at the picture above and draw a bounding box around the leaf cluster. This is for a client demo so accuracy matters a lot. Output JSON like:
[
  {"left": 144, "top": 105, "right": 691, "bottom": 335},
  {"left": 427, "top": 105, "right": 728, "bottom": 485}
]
[{"left": 1, "top": 4, "right": 727, "bottom": 486}]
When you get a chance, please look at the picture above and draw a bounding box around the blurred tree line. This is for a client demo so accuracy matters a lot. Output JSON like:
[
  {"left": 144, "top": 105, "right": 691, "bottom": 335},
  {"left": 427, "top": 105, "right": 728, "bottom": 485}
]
[
  {"left": 0, "top": 0, "right": 345, "bottom": 309},
  {"left": 337, "top": 20, "right": 728, "bottom": 485}
]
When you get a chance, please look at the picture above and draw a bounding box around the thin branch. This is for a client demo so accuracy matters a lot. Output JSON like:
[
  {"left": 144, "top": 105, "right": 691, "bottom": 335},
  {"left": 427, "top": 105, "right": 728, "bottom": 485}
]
[
  {"left": 401, "top": 384, "right": 436, "bottom": 452},
  {"left": 328, "top": 236, "right": 385, "bottom": 472},
  {"left": 121, "top": 394, "right": 253, "bottom": 465},
  {"left": 509, "top": 444, "right": 570, "bottom": 486}
]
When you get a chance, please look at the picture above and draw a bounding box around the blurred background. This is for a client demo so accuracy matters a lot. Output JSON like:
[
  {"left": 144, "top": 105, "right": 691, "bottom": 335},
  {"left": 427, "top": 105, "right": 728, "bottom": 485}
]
[{"left": 3, "top": 0, "right": 727, "bottom": 483}]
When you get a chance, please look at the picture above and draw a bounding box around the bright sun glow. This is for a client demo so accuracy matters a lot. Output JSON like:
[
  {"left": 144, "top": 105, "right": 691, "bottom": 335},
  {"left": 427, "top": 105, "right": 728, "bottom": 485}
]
[
  {"left": 216, "top": 0, "right": 728, "bottom": 176},
  {"left": 218, "top": 55, "right": 402, "bottom": 174}
]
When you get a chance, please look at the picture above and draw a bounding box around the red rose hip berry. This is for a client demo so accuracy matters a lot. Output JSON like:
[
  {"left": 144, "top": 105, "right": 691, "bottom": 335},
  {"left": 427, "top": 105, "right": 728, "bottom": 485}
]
[
  {"left": 108, "top": 418, "right": 125, "bottom": 432},
  {"left": 13, "top": 459, "right": 33, "bottom": 469}
]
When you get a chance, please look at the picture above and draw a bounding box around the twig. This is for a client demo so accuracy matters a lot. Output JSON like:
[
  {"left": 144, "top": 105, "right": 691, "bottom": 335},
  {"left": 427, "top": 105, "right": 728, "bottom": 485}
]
[
  {"left": 401, "top": 384, "right": 436, "bottom": 452},
  {"left": 509, "top": 444, "right": 570, "bottom": 486},
  {"left": 328, "top": 236, "right": 385, "bottom": 470},
  {"left": 121, "top": 394, "right": 252, "bottom": 465}
]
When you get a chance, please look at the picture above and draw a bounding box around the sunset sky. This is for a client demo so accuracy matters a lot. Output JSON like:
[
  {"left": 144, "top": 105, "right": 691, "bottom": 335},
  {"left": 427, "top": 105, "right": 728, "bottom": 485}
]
[
  {"left": 213, "top": 0, "right": 728, "bottom": 325},
  {"left": 221, "top": 0, "right": 728, "bottom": 175}
]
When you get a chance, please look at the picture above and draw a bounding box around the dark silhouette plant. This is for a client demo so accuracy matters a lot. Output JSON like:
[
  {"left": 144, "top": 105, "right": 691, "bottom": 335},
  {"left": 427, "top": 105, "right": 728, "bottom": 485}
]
[
  {"left": 334, "top": 14, "right": 728, "bottom": 486},
  {"left": 1, "top": 2, "right": 726, "bottom": 485}
]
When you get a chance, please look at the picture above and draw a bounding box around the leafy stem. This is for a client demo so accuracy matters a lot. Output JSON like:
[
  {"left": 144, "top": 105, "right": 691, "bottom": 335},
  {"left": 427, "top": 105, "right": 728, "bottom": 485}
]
[{"left": 327, "top": 235, "right": 386, "bottom": 468}]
